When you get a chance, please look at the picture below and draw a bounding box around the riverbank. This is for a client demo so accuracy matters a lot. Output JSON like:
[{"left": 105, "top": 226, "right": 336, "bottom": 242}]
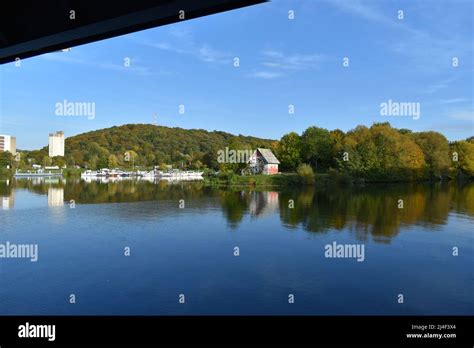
[
  {"left": 0, "top": 168, "right": 13, "bottom": 179},
  {"left": 204, "top": 172, "right": 474, "bottom": 188},
  {"left": 3, "top": 167, "right": 472, "bottom": 187},
  {"left": 204, "top": 173, "right": 330, "bottom": 187}
]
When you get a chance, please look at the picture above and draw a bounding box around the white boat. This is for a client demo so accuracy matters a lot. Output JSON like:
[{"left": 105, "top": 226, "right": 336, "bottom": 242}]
[
  {"left": 81, "top": 169, "right": 107, "bottom": 178},
  {"left": 80, "top": 169, "right": 203, "bottom": 181},
  {"left": 135, "top": 170, "right": 155, "bottom": 178},
  {"left": 157, "top": 170, "right": 203, "bottom": 181},
  {"left": 81, "top": 170, "right": 97, "bottom": 178},
  {"left": 141, "top": 171, "right": 155, "bottom": 178},
  {"left": 81, "top": 169, "right": 132, "bottom": 179},
  {"left": 15, "top": 169, "right": 62, "bottom": 178}
]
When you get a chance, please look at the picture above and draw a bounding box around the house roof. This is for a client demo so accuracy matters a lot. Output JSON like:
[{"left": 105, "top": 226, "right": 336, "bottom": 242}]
[{"left": 257, "top": 148, "right": 280, "bottom": 164}]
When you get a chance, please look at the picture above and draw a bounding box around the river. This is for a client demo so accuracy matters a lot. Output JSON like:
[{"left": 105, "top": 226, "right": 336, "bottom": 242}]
[{"left": 0, "top": 178, "right": 472, "bottom": 315}]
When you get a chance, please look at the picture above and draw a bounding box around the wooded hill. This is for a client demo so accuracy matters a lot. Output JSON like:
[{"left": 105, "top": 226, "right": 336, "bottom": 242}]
[
  {"left": 26, "top": 124, "right": 277, "bottom": 170},
  {"left": 10, "top": 122, "right": 474, "bottom": 181}
]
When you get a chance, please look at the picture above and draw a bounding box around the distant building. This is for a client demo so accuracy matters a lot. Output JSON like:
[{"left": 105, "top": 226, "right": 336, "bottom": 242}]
[
  {"left": 49, "top": 131, "right": 65, "bottom": 157},
  {"left": 0, "top": 134, "right": 17, "bottom": 155},
  {"left": 247, "top": 148, "right": 280, "bottom": 175}
]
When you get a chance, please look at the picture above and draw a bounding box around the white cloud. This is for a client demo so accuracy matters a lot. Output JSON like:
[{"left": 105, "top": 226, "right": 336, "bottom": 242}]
[
  {"left": 324, "top": 0, "right": 472, "bottom": 72},
  {"left": 422, "top": 82, "right": 449, "bottom": 94},
  {"left": 246, "top": 49, "right": 325, "bottom": 79},
  {"left": 261, "top": 50, "right": 325, "bottom": 71},
  {"left": 419, "top": 77, "right": 459, "bottom": 94},
  {"left": 449, "top": 110, "right": 474, "bottom": 121},
  {"left": 197, "top": 45, "right": 229, "bottom": 63},
  {"left": 440, "top": 98, "right": 469, "bottom": 104},
  {"left": 40, "top": 52, "right": 156, "bottom": 76},
  {"left": 248, "top": 71, "right": 282, "bottom": 79},
  {"left": 147, "top": 41, "right": 231, "bottom": 64},
  {"left": 322, "top": 0, "right": 395, "bottom": 27},
  {"left": 138, "top": 26, "right": 232, "bottom": 65}
]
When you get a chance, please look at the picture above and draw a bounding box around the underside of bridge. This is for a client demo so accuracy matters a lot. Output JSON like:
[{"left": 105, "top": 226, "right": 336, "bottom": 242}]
[{"left": 0, "top": 0, "right": 266, "bottom": 64}]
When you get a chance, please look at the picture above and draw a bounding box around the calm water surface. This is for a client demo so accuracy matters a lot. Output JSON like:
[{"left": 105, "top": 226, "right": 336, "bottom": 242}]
[{"left": 0, "top": 178, "right": 473, "bottom": 315}]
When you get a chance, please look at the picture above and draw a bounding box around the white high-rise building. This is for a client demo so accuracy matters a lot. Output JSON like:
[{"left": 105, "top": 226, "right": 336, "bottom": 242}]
[
  {"left": 48, "top": 131, "right": 65, "bottom": 157},
  {"left": 0, "top": 134, "right": 17, "bottom": 155}
]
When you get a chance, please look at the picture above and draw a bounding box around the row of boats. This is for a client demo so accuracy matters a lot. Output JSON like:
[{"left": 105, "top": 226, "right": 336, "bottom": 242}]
[
  {"left": 80, "top": 168, "right": 204, "bottom": 181},
  {"left": 14, "top": 169, "right": 63, "bottom": 178}
]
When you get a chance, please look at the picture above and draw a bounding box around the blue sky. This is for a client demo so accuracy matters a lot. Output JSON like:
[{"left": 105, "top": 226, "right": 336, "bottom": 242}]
[{"left": 0, "top": 0, "right": 472, "bottom": 150}]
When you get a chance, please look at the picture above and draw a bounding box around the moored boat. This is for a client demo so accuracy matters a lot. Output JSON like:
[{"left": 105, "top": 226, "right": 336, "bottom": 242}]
[
  {"left": 157, "top": 170, "right": 203, "bottom": 181},
  {"left": 15, "top": 169, "right": 63, "bottom": 178},
  {"left": 80, "top": 168, "right": 203, "bottom": 181}
]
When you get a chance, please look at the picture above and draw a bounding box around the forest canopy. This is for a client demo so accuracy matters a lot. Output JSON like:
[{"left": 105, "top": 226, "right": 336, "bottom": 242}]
[{"left": 11, "top": 122, "right": 474, "bottom": 181}]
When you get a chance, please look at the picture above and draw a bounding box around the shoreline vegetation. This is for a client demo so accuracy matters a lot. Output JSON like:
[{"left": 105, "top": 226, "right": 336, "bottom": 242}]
[
  {"left": 1, "top": 122, "right": 473, "bottom": 186},
  {"left": 202, "top": 172, "right": 474, "bottom": 188}
]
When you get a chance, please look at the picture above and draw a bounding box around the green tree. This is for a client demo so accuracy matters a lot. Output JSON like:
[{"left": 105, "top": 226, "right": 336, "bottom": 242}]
[
  {"left": 108, "top": 154, "right": 118, "bottom": 169},
  {"left": 71, "top": 151, "right": 84, "bottom": 167},
  {"left": 338, "top": 125, "right": 378, "bottom": 179},
  {"left": 146, "top": 153, "right": 156, "bottom": 167},
  {"left": 88, "top": 155, "right": 99, "bottom": 169},
  {"left": 297, "top": 163, "right": 315, "bottom": 185},
  {"left": 66, "top": 156, "right": 76, "bottom": 167},
  {"left": 193, "top": 160, "right": 203, "bottom": 170},
  {"left": 0, "top": 151, "right": 13, "bottom": 168},
  {"left": 52, "top": 156, "right": 66, "bottom": 168},
  {"left": 124, "top": 150, "right": 138, "bottom": 169},
  {"left": 277, "top": 132, "right": 302, "bottom": 171},
  {"left": 329, "top": 129, "right": 345, "bottom": 168},
  {"left": 42, "top": 156, "right": 52, "bottom": 167},
  {"left": 218, "top": 138, "right": 251, "bottom": 173},
  {"left": 203, "top": 149, "right": 219, "bottom": 170},
  {"left": 301, "top": 127, "right": 333, "bottom": 171}
]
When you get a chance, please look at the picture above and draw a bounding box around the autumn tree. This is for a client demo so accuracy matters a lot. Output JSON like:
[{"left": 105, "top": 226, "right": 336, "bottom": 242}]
[
  {"left": 450, "top": 141, "right": 474, "bottom": 177},
  {"left": 412, "top": 131, "right": 450, "bottom": 178},
  {"left": 338, "top": 123, "right": 425, "bottom": 181}
]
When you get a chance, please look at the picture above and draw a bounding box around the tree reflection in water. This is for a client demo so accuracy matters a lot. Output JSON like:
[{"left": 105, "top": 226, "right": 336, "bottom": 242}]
[{"left": 1, "top": 178, "right": 473, "bottom": 243}]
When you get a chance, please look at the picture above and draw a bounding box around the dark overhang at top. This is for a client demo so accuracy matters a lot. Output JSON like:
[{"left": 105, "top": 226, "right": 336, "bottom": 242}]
[{"left": 0, "top": 0, "right": 266, "bottom": 64}]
